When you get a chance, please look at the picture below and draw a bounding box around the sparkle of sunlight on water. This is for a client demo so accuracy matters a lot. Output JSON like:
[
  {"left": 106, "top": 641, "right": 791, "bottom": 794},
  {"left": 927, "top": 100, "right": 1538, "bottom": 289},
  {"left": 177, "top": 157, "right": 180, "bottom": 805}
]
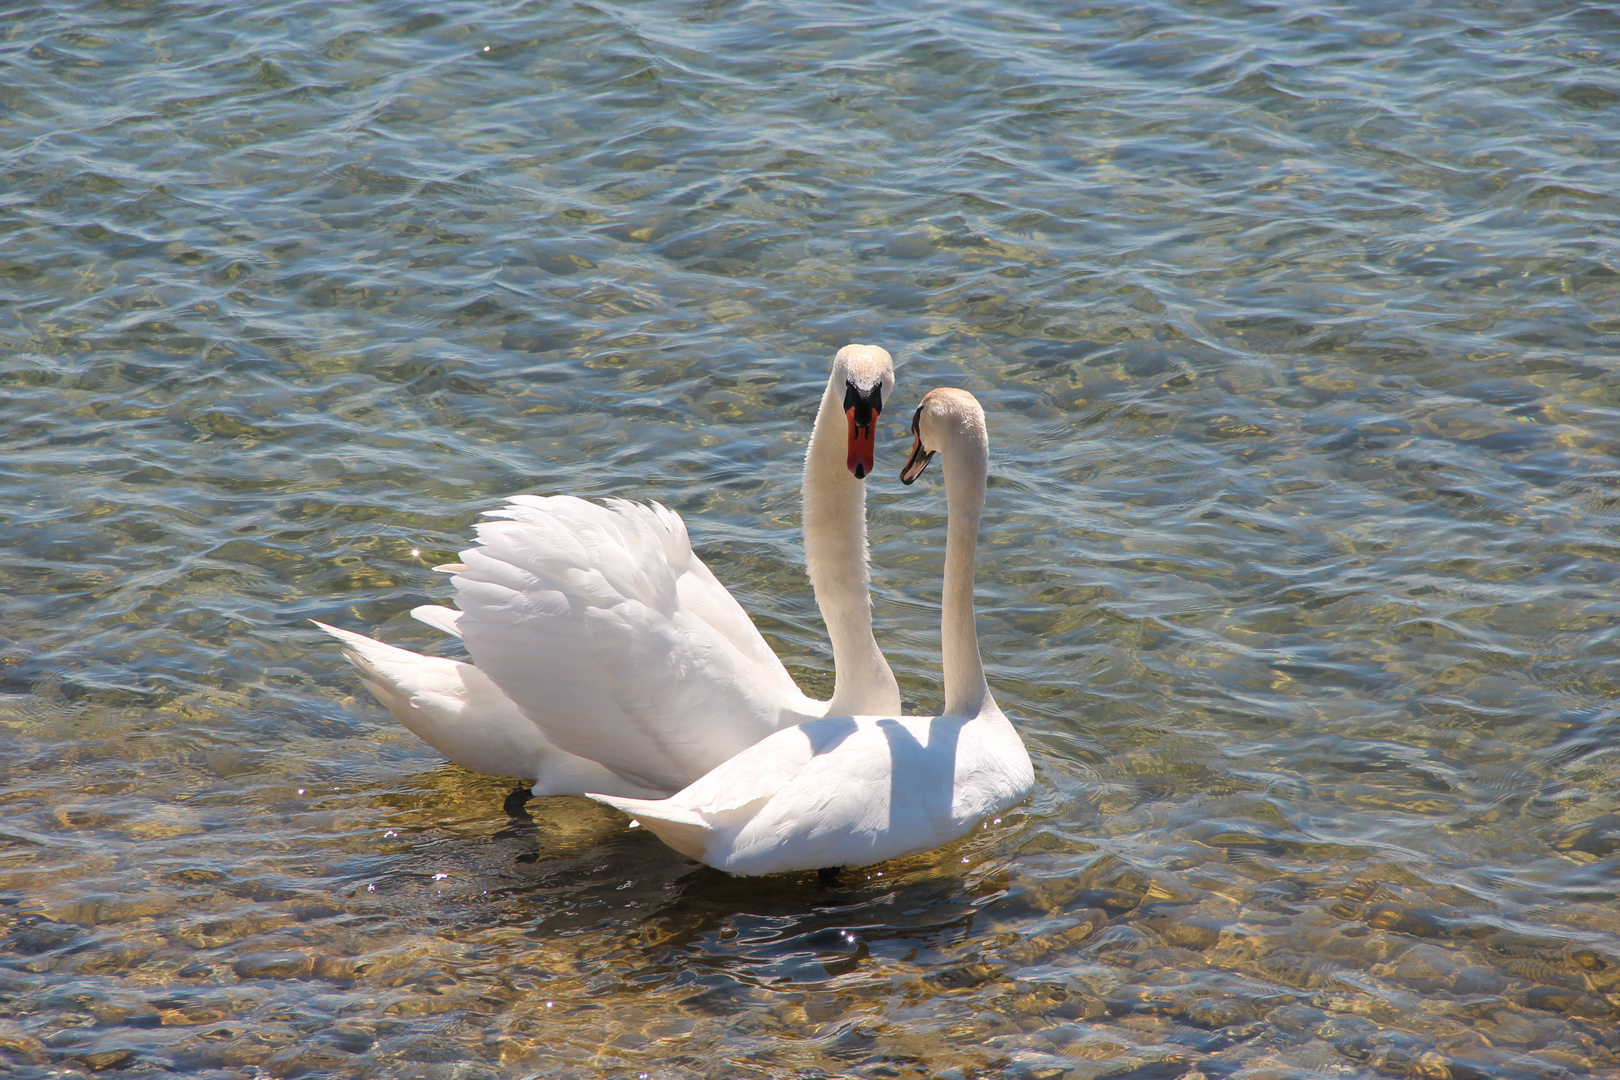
[{"left": 3, "top": 0, "right": 1620, "bottom": 1078}]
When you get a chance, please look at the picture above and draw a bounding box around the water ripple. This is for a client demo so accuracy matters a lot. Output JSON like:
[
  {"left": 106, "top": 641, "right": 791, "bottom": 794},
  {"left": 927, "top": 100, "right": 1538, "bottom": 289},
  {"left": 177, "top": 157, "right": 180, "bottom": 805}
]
[{"left": 3, "top": 0, "right": 1620, "bottom": 1076}]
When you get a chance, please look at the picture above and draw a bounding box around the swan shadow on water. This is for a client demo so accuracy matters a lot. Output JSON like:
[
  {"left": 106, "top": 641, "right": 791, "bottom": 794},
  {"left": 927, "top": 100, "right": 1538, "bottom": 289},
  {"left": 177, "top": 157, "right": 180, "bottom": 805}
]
[
  {"left": 496, "top": 811, "right": 1012, "bottom": 988},
  {"left": 363, "top": 764, "right": 1017, "bottom": 988}
]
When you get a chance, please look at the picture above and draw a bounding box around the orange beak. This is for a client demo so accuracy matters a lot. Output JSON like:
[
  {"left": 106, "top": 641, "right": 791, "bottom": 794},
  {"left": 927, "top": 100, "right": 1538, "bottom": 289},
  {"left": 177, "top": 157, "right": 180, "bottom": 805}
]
[{"left": 846, "top": 408, "right": 875, "bottom": 479}]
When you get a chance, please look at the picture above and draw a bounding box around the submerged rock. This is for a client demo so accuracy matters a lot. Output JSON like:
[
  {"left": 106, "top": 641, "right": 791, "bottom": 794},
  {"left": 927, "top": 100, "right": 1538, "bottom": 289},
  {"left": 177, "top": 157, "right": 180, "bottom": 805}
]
[{"left": 1551, "top": 815, "right": 1620, "bottom": 859}]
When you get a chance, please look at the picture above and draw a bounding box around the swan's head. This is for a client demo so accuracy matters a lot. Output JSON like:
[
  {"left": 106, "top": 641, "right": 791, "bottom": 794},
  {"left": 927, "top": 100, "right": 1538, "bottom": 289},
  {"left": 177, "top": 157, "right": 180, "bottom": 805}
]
[
  {"left": 900, "top": 387, "right": 986, "bottom": 485},
  {"left": 834, "top": 344, "right": 895, "bottom": 480}
]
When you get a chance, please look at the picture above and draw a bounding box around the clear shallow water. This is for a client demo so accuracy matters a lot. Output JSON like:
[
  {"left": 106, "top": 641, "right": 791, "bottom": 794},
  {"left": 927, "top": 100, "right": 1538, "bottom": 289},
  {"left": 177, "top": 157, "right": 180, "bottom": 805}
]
[{"left": 3, "top": 0, "right": 1620, "bottom": 1076}]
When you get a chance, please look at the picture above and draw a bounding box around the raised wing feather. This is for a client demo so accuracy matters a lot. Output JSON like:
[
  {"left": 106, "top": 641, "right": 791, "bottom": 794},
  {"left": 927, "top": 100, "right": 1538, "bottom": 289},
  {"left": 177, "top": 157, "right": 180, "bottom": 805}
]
[{"left": 450, "top": 495, "right": 817, "bottom": 794}]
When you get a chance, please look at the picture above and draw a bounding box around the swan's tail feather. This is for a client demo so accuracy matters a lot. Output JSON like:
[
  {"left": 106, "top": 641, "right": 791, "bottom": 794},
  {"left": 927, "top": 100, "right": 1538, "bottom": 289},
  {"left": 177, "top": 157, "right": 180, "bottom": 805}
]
[
  {"left": 313, "top": 621, "right": 421, "bottom": 718},
  {"left": 312, "top": 620, "right": 542, "bottom": 781},
  {"left": 411, "top": 604, "right": 463, "bottom": 638},
  {"left": 313, "top": 622, "right": 680, "bottom": 800},
  {"left": 589, "top": 794, "right": 711, "bottom": 861}
]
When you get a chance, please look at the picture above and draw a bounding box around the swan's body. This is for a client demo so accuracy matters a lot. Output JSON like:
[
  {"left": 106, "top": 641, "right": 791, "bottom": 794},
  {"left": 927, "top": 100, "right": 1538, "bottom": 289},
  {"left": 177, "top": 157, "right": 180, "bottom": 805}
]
[
  {"left": 318, "top": 345, "right": 900, "bottom": 798},
  {"left": 591, "top": 388, "right": 1034, "bottom": 875}
]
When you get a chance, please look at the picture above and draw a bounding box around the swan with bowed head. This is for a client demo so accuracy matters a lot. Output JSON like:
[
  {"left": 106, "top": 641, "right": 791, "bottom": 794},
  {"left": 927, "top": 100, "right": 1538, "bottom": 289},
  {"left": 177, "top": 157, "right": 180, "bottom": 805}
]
[{"left": 316, "top": 345, "right": 901, "bottom": 799}]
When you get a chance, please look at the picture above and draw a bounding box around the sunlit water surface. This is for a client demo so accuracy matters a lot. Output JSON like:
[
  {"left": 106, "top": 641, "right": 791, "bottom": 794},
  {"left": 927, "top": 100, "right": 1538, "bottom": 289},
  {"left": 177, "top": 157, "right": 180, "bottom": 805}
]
[{"left": 4, "top": 0, "right": 1620, "bottom": 1077}]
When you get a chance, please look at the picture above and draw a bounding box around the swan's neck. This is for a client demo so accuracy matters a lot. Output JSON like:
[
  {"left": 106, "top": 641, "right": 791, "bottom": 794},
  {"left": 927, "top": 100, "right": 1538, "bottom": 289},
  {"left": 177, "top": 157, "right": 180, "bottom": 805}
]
[
  {"left": 941, "top": 429, "right": 991, "bottom": 718},
  {"left": 803, "top": 376, "right": 900, "bottom": 717}
]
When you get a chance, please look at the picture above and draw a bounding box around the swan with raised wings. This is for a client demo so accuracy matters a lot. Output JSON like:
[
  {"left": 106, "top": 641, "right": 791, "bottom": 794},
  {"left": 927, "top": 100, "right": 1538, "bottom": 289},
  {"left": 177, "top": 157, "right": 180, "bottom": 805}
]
[
  {"left": 589, "top": 388, "right": 1034, "bottom": 874},
  {"left": 317, "top": 345, "right": 901, "bottom": 799}
]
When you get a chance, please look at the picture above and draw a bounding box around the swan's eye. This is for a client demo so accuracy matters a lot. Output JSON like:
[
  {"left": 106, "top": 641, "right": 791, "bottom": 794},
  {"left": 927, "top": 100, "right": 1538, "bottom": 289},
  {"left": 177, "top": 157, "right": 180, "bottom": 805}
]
[
  {"left": 844, "top": 383, "right": 859, "bottom": 412},
  {"left": 871, "top": 385, "right": 882, "bottom": 415},
  {"left": 910, "top": 404, "right": 923, "bottom": 437}
]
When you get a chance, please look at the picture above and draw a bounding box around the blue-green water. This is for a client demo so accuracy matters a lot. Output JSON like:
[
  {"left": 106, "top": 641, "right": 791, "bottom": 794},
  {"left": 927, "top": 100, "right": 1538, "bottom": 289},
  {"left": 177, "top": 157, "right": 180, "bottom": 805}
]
[{"left": 4, "top": 1, "right": 1620, "bottom": 1076}]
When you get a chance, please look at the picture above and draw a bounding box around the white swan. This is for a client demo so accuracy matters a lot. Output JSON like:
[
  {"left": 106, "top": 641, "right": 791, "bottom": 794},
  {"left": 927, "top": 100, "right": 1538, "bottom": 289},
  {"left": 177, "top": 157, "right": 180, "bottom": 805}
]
[
  {"left": 316, "top": 345, "right": 901, "bottom": 798},
  {"left": 590, "top": 388, "right": 1034, "bottom": 875}
]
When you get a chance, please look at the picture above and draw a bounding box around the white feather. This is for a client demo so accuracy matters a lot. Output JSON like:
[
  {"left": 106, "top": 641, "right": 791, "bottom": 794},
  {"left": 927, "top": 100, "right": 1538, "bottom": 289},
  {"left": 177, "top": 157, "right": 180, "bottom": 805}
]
[
  {"left": 593, "top": 708, "right": 1031, "bottom": 875},
  {"left": 312, "top": 621, "right": 662, "bottom": 798},
  {"left": 410, "top": 603, "right": 462, "bottom": 638},
  {"left": 450, "top": 495, "right": 819, "bottom": 793}
]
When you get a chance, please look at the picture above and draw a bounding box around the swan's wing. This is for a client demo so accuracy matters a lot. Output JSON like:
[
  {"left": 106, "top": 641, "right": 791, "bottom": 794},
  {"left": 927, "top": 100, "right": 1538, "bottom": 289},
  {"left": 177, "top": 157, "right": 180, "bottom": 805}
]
[
  {"left": 587, "top": 721, "right": 831, "bottom": 862},
  {"left": 596, "top": 713, "right": 1033, "bottom": 876},
  {"left": 449, "top": 495, "right": 816, "bottom": 794},
  {"left": 640, "top": 501, "right": 805, "bottom": 687}
]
